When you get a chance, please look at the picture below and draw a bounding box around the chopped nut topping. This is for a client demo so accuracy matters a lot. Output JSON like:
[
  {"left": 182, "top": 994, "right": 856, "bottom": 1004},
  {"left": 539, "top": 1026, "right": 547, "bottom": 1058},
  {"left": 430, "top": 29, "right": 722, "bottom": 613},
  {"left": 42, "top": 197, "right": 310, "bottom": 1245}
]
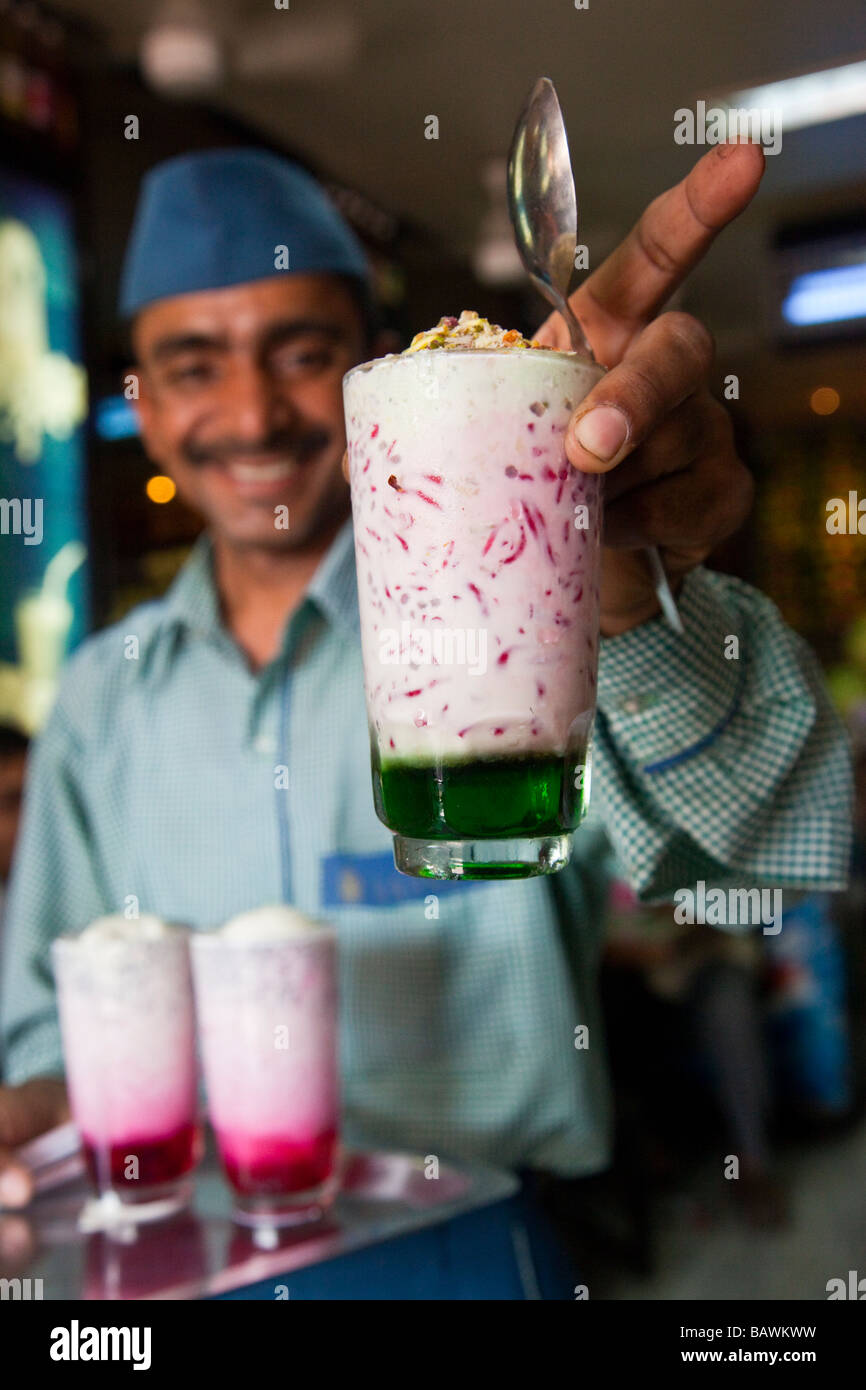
[{"left": 404, "top": 309, "right": 558, "bottom": 354}]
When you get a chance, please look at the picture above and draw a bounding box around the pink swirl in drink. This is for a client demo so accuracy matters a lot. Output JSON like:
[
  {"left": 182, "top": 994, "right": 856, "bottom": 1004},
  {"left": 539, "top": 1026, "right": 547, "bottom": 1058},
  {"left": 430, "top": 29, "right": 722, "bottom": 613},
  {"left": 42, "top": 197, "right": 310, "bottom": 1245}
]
[
  {"left": 343, "top": 311, "right": 604, "bottom": 880},
  {"left": 190, "top": 906, "right": 339, "bottom": 1227},
  {"left": 52, "top": 915, "right": 201, "bottom": 1208}
]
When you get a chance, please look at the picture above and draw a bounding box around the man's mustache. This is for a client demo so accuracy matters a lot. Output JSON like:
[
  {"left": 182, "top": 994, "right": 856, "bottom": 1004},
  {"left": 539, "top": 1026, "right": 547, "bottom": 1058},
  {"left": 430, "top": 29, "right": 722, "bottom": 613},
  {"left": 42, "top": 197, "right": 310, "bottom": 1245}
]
[{"left": 182, "top": 428, "right": 332, "bottom": 468}]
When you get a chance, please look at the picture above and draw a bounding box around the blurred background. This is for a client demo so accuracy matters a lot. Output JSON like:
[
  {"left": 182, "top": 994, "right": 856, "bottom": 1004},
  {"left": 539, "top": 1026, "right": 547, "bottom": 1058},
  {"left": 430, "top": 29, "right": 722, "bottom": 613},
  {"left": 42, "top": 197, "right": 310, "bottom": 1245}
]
[{"left": 0, "top": 0, "right": 865, "bottom": 1297}]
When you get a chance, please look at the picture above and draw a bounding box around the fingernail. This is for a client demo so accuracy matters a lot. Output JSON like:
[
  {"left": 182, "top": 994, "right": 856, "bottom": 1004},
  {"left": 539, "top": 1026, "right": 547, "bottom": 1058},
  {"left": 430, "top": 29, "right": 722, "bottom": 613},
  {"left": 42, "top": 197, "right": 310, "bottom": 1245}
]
[
  {"left": 0, "top": 1169, "right": 30, "bottom": 1207},
  {"left": 573, "top": 406, "right": 629, "bottom": 462}
]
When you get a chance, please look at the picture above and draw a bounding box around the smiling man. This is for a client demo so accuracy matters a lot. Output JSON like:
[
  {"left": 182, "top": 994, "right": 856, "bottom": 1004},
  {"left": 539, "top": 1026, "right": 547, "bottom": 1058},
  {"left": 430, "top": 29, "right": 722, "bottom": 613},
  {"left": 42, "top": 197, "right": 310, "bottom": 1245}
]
[
  {"left": 0, "top": 147, "right": 852, "bottom": 1298},
  {"left": 132, "top": 271, "right": 366, "bottom": 668}
]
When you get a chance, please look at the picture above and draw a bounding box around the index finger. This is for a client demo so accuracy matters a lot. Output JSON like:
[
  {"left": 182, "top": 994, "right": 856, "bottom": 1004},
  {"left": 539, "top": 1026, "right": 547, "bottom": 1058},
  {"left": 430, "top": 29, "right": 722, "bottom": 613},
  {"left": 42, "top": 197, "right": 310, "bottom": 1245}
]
[{"left": 574, "top": 142, "right": 765, "bottom": 365}]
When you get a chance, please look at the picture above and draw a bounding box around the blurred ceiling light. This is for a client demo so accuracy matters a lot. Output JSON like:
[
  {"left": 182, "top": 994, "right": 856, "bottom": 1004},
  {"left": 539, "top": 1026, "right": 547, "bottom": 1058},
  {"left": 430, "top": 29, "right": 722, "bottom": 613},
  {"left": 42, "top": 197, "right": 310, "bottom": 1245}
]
[
  {"left": 473, "top": 157, "right": 525, "bottom": 288},
  {"left": 140, "top": 6, "right": 357, "bottom": 90},
  {"left": 722, "top": 59, "right": 866, "bottom": 133},
  {"left": 810, "top": 387, "right": 841, "bottom": 415},
  {"left": 140, "top": 1, "right": 223, "bottom": 95},
  {"left": 146, "top": 475, "right": 177, "bottom": 503},
  {"left": 235, "top": 14, "right": 358, "bottom": 80},
  {"left": 782, "top": 263, "right": 866, "bottom": 326}
]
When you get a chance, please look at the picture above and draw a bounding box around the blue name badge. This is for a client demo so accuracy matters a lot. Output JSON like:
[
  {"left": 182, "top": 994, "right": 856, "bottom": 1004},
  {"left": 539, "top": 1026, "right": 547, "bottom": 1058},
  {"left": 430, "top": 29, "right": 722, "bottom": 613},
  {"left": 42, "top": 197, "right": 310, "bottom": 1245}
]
[{"left": 321, "top": 852, "right": 472, "bottom": 908}]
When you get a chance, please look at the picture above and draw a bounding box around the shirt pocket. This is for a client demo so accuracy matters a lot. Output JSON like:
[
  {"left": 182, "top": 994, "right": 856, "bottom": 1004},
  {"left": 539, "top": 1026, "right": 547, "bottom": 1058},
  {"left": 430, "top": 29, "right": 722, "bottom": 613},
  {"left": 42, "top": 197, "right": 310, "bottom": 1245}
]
[{"left": 321, "top": 851, "right": 491, "bottom": 1074}]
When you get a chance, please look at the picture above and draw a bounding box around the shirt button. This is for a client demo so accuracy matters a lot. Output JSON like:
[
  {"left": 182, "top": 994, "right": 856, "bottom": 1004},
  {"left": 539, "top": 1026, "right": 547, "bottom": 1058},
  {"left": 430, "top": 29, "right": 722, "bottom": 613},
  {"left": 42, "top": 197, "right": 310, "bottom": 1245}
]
[{"left": 253, "top": 734, "right": 276, "bottom": 755}]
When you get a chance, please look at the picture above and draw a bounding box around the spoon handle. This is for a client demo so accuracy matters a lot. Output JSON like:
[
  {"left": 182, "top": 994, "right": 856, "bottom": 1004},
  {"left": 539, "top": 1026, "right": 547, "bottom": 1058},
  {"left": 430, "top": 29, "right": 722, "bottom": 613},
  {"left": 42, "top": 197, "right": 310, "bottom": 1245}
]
[
  {"left": 643, "top": 546, "right": 684, "bottom": 634},
  {"left": 562, "top": 297, "right": 595, "bottom": 362}
]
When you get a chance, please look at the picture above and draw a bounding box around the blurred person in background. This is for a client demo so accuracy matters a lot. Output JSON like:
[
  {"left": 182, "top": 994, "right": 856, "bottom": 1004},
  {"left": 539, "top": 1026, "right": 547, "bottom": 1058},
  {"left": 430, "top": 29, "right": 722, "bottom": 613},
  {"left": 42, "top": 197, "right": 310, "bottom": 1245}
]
[
  {"left": 0, "top": 726, "right": 29, "bottom": 1084},
  {"left": 836, "top": 714, "right": 866, "bottom": 1107},
  {"left": 0, "top": 144, "right": 853, "bottom": 1298},
  {"left": 0, "top": 726, "right": 28, "bottom": 929},
  {"left": 604, "top": 877, "right": 786, "bottom": 1232}
]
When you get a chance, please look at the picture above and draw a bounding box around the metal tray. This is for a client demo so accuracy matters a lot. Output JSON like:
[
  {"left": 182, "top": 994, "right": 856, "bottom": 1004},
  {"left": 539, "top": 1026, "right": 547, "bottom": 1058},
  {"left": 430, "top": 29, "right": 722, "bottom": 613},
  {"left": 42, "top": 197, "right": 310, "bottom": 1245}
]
[{"left": 0, "top": 1131, "right": 518, "bottom": 1300}]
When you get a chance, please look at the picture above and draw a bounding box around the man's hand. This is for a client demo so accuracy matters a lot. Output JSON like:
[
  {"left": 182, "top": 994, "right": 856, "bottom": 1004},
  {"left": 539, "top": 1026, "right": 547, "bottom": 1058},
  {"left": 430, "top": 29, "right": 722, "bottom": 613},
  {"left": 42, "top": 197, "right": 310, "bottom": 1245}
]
[
  {"left": 0, "top": 1077, "right": 69, "bottom": 1208},
  {"left": 534, "top": 142, "right": 763, "bottom": 636}
]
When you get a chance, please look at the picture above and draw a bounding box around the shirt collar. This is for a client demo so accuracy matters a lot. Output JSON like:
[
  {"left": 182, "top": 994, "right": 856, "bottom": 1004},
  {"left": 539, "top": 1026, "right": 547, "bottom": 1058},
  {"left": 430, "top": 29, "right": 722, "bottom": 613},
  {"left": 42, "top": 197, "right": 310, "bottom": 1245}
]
[
  {"left": 157, "top": 531, "right": 222, "bottom": 639},
  {"left": 305, "top": 513, "right": 359, "bottom": 637},
  {"left": 148, "top": 514, "right": 359, "bottom": 657}
]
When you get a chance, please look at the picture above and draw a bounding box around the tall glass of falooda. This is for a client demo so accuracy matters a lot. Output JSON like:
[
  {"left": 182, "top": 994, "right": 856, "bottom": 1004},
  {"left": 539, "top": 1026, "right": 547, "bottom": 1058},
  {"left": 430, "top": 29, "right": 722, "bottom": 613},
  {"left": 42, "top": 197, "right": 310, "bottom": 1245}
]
[
  {"left": 52, "top": 917, "right": 202, "bottom": 1217},
  {"left": 343, "top": 331, "right": 604, "bottom": 880}
]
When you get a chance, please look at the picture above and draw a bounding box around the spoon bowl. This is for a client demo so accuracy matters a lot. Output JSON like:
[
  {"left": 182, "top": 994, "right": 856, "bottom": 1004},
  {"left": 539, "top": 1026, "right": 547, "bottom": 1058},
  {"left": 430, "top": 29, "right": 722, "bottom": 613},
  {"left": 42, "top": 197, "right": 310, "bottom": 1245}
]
[
  {"left": 506, "top": 76, "right": 684, "bottom": 634},
  {"left": 507, "top": 77, "right": 593, "bottom": 359}
]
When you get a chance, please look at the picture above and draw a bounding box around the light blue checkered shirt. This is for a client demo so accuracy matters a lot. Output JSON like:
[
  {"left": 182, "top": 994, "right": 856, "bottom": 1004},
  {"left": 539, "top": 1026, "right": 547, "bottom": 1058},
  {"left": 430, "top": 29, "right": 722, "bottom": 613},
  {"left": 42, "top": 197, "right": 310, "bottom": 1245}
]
[{"left": 0, "top": 518, "right": 852, "bottom": 1175}]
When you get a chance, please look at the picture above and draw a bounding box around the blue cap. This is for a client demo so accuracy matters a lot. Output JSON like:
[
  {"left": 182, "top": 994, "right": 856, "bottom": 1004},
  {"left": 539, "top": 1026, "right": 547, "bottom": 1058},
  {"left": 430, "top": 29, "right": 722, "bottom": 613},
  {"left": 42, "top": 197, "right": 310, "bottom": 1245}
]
[{"left": 119, "top": 147, "right": 371, "bottom": 319}]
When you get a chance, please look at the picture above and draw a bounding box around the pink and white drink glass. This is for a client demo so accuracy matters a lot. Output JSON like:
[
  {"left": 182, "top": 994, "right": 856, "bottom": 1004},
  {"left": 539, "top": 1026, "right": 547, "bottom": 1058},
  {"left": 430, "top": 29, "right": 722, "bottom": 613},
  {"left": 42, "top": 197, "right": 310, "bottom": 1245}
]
[
  {"left": 344, "top": 345, "right": 605, "bottom": 880},
  {"left": 190, "top": 909, "right": 340, "bottom": 1227},
  {"left": 52, "top": 917, "right": 201, "bottom": 1214}
]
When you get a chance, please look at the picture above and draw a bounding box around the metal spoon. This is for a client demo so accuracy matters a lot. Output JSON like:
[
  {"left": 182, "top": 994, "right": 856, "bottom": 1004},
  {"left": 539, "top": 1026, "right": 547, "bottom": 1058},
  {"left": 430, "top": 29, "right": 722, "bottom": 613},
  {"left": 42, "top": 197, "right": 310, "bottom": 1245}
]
[{"left": 507, "top": 76, "right": 684, "bottom": 634}]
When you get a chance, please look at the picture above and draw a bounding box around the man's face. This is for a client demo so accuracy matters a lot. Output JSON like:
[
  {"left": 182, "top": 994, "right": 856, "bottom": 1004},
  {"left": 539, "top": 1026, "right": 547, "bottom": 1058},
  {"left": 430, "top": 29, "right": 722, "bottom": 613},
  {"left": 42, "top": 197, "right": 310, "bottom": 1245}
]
[{"left": 132, "top": 274, "right": 366, "bottom": 551}]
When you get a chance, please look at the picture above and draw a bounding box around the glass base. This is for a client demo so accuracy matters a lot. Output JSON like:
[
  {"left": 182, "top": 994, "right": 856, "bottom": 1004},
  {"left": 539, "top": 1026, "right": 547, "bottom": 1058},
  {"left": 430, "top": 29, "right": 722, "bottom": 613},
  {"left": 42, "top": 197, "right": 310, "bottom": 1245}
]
[
  {"left": 231, "top": 1171, "right": 340, "bottom": 1230},
  {"left": 78, "top": 1177, "right": 194, "bottom": 1233},
  {"left": 393, "top": 832, "right": 573, "bottom": 880}
]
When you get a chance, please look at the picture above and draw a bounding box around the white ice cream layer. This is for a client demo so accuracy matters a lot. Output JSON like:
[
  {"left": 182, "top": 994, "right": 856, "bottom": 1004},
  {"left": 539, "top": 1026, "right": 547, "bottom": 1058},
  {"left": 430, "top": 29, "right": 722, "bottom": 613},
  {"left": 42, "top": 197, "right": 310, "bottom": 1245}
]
[
  {"left": 77, "top": 913, "right": 176, "bottom": 945},
  {"left": 345, "top": 349, "right": 603, "bottom": 761},
  {"left": 220, "top": 905, "right": 324, "bottom": 942}
]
